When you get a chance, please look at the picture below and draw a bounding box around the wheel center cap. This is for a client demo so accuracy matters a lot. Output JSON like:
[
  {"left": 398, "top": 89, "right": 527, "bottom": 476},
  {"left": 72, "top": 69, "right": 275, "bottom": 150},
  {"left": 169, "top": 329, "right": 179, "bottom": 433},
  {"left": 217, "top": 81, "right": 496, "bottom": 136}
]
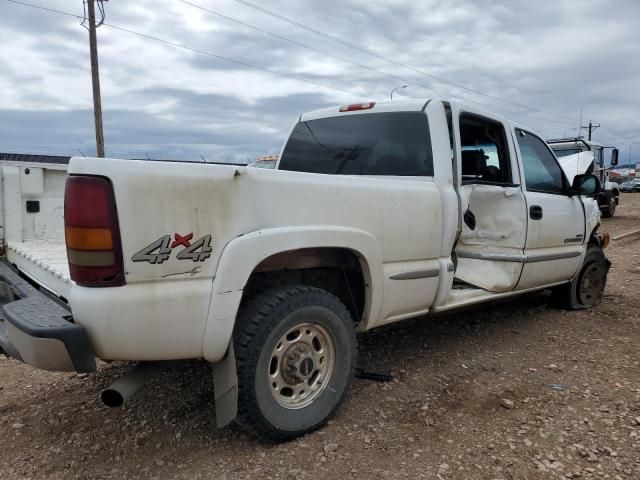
[
  {"left": 283, "top": 345, "right": 315, "bottom": 383},
  {"left": 299, "top": 357, "right": 314, "bottom": 377}
]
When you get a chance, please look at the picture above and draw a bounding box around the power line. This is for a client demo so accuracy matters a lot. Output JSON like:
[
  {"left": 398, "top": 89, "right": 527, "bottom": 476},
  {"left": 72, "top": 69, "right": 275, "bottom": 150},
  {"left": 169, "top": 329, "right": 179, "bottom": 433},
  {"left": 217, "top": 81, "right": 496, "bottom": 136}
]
[
  {"left": 229, "top": 0, "right": 579, "bottom": 124},
  {"left": 178, "top": 0, "right": 574, "bottom": 125},
  {"left": 4, "top": 0, "right": 361, "bottom": 98},
  {"left": 5, "top": 0, "right": 82, "bottom": 18},
  {"left": 8, "top": 1, "right": 631, "bottom": 149},
  {"left": 599, "top": 125, "right": 631, "bottom": 142},
  {"left": 5, "top": 0, "right": 541, "bottom": 122},
  {"left": 178, "top": 0, "right": 427, "bottom": 94},
  {"left": 6, "top": 0, "right": 579, "bottom": 127},
  {"left": 102, "top": 22, "right": 360, "bottom": 96}
]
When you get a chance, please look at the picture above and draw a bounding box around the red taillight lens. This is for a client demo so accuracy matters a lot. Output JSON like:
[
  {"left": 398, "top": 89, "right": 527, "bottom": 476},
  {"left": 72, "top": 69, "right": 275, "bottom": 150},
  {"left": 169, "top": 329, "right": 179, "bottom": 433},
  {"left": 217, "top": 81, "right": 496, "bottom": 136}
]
[
  {"left": 339, "top": 102, "right": 375, "bottom": 112},
  {"left": 64, "top": 175, "right": 125, "bottom": 287}
]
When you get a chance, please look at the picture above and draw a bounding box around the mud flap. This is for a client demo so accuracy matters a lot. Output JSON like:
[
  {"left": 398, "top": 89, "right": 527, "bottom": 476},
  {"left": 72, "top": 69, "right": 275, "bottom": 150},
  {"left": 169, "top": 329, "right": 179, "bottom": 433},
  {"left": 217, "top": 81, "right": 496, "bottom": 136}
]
[{"left": 212, "top": 342, "right": 238, "bottom": 428}]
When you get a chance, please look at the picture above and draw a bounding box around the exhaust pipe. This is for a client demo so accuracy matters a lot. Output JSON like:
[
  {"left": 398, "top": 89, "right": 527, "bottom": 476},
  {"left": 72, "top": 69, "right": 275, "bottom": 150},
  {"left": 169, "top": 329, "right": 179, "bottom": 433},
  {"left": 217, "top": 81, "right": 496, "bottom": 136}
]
[{"left": 101, "top": 361, "right": 172, "bottom": 407}]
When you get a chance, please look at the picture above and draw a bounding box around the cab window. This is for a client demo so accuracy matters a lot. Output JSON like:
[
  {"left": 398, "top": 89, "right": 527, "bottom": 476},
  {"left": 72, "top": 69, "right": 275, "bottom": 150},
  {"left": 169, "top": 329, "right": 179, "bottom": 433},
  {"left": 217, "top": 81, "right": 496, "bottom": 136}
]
[
  {"left": 459, "top": 114, "right": 512, "bottom": 185},
  {"left": 516, "top": 129, "right": 566, "bottom": 194},
  {"left": 593, "top": 147, "right": 603, "bottom": 167},
  {"left": 279, "top": 112, "right": 433, "bottom": 176}
]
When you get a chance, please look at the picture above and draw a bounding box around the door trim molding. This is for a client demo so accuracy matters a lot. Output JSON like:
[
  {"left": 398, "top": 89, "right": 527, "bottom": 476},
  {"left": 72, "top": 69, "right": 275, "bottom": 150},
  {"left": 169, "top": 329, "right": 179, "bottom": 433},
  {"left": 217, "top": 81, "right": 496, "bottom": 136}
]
[
  {"left": 525, "top": 251, "right": 582, "bottom": 263},
  {"left": 456, "top": 251, "right": 525, "bottom": 262},
  {"left": 457, "top": 250, "right": 582, "bottom": 263},
  {"left": 390, "top": 268, "right": 440, "bottom": 280}
]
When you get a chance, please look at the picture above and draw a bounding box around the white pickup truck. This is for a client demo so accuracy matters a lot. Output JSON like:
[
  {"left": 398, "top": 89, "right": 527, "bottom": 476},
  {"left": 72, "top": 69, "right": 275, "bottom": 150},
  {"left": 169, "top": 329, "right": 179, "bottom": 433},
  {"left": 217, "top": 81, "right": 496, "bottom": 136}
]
[{"left": 0, "top": 99, "right": 610, "bottom": 441}]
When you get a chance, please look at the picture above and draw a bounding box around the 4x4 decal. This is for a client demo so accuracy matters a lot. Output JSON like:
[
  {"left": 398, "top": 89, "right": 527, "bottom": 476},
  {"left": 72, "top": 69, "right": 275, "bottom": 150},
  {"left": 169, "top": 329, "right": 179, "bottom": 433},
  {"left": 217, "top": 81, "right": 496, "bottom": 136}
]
[{"left": 132, "top": 233, "right": 213, "bottom": 264}]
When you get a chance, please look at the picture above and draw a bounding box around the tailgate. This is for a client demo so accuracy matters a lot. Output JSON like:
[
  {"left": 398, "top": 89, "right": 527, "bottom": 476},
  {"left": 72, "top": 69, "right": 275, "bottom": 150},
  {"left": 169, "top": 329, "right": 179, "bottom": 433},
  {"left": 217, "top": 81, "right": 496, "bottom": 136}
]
[{"left": 5, "top": 241, "right": 71, "bottom": 299}]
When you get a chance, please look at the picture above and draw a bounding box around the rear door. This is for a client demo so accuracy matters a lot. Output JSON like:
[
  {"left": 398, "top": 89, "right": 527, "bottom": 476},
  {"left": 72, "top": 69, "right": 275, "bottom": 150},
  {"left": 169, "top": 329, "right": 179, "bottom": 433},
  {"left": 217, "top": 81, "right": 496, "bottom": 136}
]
[
  {"left": 279, "top": 107, "right": 444, "bottom": 325},
  {"left": 514, "top": 128, "right": 585, "bottom": 290},
  {"left": 452, "top": 109, "right": 527, "bottom": 293}
]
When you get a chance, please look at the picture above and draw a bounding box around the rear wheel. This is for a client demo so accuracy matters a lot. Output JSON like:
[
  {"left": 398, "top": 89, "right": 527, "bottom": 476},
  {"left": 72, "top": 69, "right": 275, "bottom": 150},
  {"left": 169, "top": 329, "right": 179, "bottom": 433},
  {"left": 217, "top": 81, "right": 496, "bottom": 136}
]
[
  {"left": 553, "top": 244, "right": 608, "bottom": 310},
  {"left": 234, "top": 285, "right": 357, "bottom": 442}
]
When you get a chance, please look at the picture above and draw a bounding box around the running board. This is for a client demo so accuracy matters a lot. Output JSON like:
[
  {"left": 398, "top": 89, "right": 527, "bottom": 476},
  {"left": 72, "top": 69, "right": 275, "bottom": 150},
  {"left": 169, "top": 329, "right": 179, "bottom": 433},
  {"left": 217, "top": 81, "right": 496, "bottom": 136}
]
[{"left": 431, "top": 281, "right": 568, "bottom": 313}]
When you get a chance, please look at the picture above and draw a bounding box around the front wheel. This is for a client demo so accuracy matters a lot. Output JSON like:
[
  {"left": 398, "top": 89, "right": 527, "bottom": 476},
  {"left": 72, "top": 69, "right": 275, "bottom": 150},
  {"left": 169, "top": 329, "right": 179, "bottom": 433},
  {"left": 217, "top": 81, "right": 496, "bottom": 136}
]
[
  {"left": 552, "top": 244, "right": 609, "bottom": 310},
  {"left": 601, "top": 194, "right": 616, "bottom": 218},
  {"left": 233, "top": 285, "right": 357, "bottom": 442}
]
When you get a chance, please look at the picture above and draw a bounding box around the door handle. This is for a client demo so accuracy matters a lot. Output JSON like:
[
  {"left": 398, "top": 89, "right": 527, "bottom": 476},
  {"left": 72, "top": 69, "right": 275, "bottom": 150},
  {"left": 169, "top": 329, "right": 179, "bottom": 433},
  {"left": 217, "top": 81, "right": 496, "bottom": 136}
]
[{"left": 529, "top": 205, "right": 543, "bottom": 220}]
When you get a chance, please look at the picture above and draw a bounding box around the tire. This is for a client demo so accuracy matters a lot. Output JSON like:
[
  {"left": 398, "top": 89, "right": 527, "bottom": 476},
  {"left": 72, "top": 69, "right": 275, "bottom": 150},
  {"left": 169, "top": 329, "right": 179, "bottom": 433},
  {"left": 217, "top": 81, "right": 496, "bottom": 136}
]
[
  {"left": 601, "top": 193, "right": 616, "bottom": 218},
  {"left": 552, "top": 244, "right": 609, "bottom": 310},
  {"left": 233, "top": 285, "right": 357, "bottom": 442}
]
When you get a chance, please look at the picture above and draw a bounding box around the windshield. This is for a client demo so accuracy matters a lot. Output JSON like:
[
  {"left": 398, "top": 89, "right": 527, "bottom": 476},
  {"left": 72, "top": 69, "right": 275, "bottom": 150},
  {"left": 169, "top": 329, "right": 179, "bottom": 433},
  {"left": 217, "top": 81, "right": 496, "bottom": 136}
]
[
  {"left": 279, "top": 112, "right": 433, "bottom": 176},
  {"left": 461, "top": 143, "right": 500, "bottom": 168},
  {"left": 551, "top": 148, "right": 582, "bottom": 158}
]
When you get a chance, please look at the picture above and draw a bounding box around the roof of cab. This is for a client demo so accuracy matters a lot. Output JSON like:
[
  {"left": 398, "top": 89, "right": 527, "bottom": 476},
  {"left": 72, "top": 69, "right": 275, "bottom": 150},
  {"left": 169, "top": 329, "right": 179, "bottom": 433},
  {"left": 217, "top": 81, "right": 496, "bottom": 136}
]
[
  {"left": 295, "top": 98, "right": 551, "bottom": 141},
  {"left": 298, "top": 98, "right": 518, "bottom": 127},
  {"left": 300, "top": 99, "right": 431, "bottom": 122}
]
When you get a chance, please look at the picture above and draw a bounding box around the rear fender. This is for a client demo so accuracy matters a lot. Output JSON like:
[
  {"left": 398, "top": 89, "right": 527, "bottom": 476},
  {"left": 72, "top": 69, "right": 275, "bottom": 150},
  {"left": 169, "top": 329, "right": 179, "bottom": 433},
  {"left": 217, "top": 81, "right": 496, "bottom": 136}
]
[{"left": 201, "top": 226, "right": 382, "bottom": 362}]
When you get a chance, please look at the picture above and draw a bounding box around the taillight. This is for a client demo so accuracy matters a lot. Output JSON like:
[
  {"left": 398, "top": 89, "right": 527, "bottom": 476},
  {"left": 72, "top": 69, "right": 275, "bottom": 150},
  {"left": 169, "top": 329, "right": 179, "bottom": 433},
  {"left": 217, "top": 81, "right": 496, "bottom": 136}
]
[
  {"left": 64, "top": 175, "right": 125, "bottom": 287},
  {"left": 339, "top": 102, "right": 375, "bottom": 112}
]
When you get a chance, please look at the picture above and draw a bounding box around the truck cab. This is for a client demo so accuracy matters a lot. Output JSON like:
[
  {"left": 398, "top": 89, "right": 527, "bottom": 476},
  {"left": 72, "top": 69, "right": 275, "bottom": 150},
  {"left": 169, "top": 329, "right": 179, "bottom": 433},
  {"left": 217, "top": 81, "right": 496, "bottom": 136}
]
[
  {"left": 276, "top": 101, "right": 602, "bottom": 299},
  {"left": 547, "top": 138, "right": 620, "bottom": 217}
]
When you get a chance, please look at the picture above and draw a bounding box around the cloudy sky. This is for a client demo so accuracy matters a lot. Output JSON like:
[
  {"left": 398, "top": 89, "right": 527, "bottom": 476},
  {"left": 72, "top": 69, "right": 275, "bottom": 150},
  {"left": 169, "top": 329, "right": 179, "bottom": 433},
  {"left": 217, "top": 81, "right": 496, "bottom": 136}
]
[{"left": 1, "top": 0, "right": 639, "bottom": 164}]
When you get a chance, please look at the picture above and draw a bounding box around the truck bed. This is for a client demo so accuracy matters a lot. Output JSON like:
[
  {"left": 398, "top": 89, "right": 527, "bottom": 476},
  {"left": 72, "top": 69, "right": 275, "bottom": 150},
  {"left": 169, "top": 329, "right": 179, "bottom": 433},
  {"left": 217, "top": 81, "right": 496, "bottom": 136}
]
[{"left": 5, "top": 241, "right": 71, "bottom": 299}]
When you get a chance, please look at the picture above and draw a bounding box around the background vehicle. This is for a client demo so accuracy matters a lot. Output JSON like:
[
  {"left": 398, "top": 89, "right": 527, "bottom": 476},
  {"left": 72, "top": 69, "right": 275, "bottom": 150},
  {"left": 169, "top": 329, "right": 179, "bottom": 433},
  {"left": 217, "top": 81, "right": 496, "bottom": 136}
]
[
  {"left": 620, "top": 179, "right": 640, "bottom": 192},
  {"left": 548, "top": 138, "right": 620, "bottom": 217},
  {"left": 248, "top": 155, "right": 278, "bottom": 169},
  {"left": 0, "top": 100, "right": 609, "bottom": 441}
]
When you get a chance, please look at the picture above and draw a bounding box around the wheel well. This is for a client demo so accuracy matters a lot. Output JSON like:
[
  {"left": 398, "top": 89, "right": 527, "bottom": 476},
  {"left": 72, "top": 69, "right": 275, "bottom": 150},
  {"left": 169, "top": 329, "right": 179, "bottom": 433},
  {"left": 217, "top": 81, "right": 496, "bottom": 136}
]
[
  {"left": 243, "top": 248, "right": 366, "bottom": 324},
  {"left": 588, "top": 223, "right": 604, "bottom": 248}
]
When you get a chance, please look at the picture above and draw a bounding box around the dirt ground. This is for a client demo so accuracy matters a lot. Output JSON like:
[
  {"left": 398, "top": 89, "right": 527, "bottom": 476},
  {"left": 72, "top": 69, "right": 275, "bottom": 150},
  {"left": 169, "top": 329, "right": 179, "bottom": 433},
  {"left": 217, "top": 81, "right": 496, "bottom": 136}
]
[{"left": 2, "top": 194, "right": 640, "bottom": 480}]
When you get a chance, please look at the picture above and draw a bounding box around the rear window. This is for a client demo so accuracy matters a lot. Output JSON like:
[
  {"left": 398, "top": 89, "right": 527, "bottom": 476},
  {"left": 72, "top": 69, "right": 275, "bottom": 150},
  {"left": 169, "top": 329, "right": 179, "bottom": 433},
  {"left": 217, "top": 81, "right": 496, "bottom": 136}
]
[{"left": 279, "top": 112, "right": 433, "bottom": 176}]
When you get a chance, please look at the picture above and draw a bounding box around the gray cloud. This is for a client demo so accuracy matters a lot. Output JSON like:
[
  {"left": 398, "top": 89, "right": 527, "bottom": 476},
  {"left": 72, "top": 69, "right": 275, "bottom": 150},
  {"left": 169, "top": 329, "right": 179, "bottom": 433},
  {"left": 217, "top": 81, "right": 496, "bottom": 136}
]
[{"left": 1, "top": 0, "right": 638, "bottom": 164}]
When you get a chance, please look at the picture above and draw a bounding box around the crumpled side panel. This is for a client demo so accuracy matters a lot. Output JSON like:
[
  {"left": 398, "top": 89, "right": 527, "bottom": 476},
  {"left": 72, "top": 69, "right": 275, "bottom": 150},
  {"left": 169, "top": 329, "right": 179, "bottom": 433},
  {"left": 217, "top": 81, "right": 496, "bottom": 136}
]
[{"left": 455, "top": 184, "right": 527, "bottom": 292}]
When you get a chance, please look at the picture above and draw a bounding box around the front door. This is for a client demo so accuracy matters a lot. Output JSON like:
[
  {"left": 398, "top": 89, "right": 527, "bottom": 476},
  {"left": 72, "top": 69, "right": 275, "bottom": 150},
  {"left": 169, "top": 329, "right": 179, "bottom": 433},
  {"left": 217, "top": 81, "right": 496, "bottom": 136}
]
[{"left": 514, "top": 128, "right": 586, "bottom": 290}]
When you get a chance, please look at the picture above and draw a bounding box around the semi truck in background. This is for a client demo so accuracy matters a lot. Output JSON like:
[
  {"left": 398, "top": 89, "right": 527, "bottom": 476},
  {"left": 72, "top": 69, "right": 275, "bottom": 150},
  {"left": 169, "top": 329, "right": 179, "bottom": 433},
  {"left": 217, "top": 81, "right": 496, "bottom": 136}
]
[{"left": 547, "top": 138, "right": 620, "bottom": 217}]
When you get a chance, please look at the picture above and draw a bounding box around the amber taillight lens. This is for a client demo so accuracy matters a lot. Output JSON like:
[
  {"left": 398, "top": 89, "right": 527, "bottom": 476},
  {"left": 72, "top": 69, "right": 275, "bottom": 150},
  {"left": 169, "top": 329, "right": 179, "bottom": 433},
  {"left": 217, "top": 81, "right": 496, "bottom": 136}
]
[{"left": 64, "top": 175, "right": 125, "bottom": 287}]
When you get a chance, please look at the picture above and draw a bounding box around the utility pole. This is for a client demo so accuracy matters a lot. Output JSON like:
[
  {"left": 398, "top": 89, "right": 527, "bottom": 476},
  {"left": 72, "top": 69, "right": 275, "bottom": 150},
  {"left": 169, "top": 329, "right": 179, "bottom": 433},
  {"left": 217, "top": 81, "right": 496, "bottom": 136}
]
[
  {"left": 581, "top": 120, "right": 600, "bottom": 141},
  {"left": 86, "top": 0, "right": 105, "bottom": 157}
]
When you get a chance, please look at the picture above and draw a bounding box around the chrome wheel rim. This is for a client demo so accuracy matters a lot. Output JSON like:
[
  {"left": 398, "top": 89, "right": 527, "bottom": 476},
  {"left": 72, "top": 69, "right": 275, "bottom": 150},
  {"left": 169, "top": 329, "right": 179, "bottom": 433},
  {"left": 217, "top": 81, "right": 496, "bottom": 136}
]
[
  {"left": 268, "top": 322, "right": 335, "bottom": 409},
  {"left": 578, "top": 263, "right": 604, "bottom": 306}
]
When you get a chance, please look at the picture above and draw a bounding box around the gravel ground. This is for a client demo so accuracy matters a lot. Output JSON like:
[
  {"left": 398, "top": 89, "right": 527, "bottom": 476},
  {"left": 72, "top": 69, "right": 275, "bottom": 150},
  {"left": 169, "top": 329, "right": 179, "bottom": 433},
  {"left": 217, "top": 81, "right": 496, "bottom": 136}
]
[{"left": 2, "top": 193, "right": 640, "bottom": 480}]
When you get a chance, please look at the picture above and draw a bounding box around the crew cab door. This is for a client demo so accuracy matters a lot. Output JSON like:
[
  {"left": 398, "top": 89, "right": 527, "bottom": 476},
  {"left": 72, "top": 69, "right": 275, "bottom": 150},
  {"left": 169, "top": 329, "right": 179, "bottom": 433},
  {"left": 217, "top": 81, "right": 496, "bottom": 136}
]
[
  {"left": 513, "top": 128, "right": 586, "bottom": 290},
  {"left": 452, "top": 109, "right": 527, "bottom": 292}
]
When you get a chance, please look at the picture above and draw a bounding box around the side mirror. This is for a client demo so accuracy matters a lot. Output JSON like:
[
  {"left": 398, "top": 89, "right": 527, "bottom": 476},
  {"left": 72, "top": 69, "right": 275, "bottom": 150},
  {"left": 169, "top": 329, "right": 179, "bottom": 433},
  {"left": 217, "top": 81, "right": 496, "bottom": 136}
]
[
  {"left": 572, "top": 174, "right": 601, "bottom": 196},
  {"left": 611, "top": 148, "right": 619, "bottom": 167}
]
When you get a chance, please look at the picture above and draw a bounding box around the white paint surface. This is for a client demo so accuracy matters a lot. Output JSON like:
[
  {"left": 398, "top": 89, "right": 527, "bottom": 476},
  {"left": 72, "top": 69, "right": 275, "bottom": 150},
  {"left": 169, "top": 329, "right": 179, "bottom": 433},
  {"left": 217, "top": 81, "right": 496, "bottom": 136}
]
[{"left": 1, "top": 100, "right": 604, "bottom": 364}]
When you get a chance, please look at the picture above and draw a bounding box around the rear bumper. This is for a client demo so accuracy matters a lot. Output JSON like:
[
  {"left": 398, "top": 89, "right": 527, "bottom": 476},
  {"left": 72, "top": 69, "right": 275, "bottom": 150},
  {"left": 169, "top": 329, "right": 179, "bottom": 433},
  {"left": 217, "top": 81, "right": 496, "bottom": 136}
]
[{"left": 0, "top": 259, "right": 96, "bottom": 373}]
